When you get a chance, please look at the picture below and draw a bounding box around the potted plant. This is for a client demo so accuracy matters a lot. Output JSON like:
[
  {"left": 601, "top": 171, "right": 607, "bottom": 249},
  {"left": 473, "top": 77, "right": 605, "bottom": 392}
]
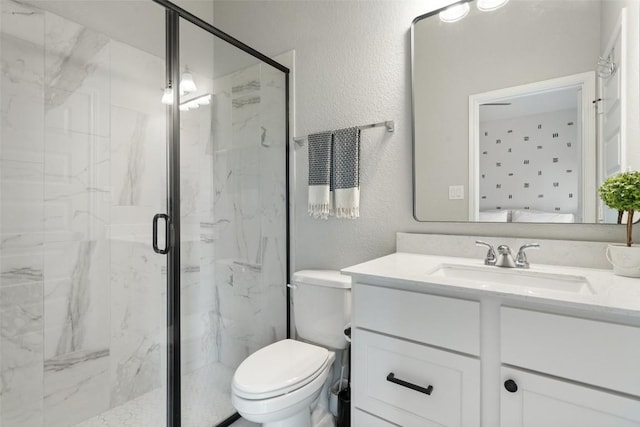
[{"left": 598, "top": 171, "right": 640, "bottom": 277}]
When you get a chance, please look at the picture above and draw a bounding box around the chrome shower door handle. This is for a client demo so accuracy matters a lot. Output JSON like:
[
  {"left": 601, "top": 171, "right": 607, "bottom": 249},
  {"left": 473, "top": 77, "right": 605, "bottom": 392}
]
[{"left": 153, "top": 213, "right": 171, "bottom": 254}]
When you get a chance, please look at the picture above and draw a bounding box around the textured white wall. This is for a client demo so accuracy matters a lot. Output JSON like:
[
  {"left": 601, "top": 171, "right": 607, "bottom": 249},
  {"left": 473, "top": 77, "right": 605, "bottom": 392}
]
[{"left": 213, "top": 0, "right": 631, "bottom": 272}]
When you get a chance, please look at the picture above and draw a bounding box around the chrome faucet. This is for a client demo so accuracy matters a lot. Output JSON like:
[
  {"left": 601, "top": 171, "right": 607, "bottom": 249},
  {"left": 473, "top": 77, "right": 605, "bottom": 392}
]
[
  {"left": 476, "top": 241, "right": 540, "bottom": 268},
  {"left": 496, "top": 245, "right": 517, "bottom": 268},
  {"left": 515, "top": 243, "right": 540, "bottom": 269},
  {"left": 475, "top": 241, "right": 497, "bottom": 266}
]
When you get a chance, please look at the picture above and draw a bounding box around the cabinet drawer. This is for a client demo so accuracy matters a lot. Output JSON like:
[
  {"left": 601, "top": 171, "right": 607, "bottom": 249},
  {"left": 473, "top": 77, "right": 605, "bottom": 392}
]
[
  {"left": 352, "top": 410, "right": 396, "bottom": 426},
  {"left": 353, "top": 329, "right": 480, "bottom": 427},
  {"left": 353, "top": 283, "right": 480, "bottom": 355},
  {"left": 501, "top": 307, "right": 640, "bottom": 396}
]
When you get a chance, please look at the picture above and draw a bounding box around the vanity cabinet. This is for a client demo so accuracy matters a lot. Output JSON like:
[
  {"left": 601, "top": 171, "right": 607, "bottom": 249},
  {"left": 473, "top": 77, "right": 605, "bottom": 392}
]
[
  {"left": 350, "top": 279, "right": 640, "bottom": 426},
  {"left": 501, "top": 367, "right": 640, "bottom": 427},
  {"left": 500, "top": 306, "right": 640, "bottom": 427},
  {"left": 352, "top": 284, "right": 481, "bottom": 426}
]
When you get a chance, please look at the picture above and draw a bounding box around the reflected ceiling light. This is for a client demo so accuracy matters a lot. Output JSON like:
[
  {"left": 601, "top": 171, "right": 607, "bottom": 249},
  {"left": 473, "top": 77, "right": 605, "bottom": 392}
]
[
  {"left": 179, "top": 67, "right": 197, "bottom": 94},
  {"left": 179, "top": 93, "right": 213, "bottom": 112},
  {"left": 439, "top": 2, "right": 470, "bottom": 23},
  {"left": 477, "top": 0, "right": 509, "bottom": 12},
  {"left": 195, "top": 94, "right": 212, "bottom": 106},
  {"left": 161, "top": 86, "right": 173, "bottom": 105}
]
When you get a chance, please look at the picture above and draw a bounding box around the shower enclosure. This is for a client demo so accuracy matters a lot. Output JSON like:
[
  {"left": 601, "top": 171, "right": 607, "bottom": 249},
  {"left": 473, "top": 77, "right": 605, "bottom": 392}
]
[{"left": 0, "top": 0, "right": 289, "bottom": 426}]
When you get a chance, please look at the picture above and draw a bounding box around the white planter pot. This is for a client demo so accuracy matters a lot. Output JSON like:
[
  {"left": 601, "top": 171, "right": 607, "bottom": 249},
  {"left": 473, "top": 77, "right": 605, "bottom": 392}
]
[{"left": 606, "top": 244, "right": 640, "bottom": 278}]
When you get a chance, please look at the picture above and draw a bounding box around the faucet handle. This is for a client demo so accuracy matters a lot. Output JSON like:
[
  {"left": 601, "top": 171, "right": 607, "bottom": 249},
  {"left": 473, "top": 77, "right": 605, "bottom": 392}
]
[
  {"left": 515, "top": 243, "right": 540, "bottom": 268},
  {"left": 476, "top": 240, "right": 497, "bottom": 265}
]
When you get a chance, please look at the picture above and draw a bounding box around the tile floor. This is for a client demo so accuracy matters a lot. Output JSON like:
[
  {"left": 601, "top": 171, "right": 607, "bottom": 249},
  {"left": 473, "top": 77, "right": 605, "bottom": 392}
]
[{"left": 77, "top": 363, "right": 243, "bottom": 427}]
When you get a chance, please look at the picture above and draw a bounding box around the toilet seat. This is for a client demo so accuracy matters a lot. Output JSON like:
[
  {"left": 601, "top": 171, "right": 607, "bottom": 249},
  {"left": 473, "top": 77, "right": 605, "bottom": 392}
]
[{"left": 232, "top": 339, "right": 330, "bottom": 400}]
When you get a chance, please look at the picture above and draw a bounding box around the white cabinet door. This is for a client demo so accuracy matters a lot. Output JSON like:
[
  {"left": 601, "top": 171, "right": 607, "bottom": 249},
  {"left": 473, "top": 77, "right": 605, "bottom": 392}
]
[{"left": 501, "top": 367, "right": 640, "bottom": 427}]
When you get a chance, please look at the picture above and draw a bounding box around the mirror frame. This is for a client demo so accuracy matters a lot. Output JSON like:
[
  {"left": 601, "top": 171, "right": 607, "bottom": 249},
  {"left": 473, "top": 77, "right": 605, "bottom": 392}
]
[
  {"left": 410, "top": 0, "right": 636, "bottom": 225},
  {"left": 411, "top": 0, "right": 473, "bottom": 222}
]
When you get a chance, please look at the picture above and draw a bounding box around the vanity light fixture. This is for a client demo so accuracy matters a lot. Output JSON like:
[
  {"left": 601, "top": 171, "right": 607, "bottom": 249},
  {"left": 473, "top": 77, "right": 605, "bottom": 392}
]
[
  {"left": 439, "top": 2, "right": 470, "bottom": 23},
  {"left": 179, "top": 67, "right": 197, "bottom": 94},
  {"left": 477, "top": 0, "right": 509, "bottom": 12}
]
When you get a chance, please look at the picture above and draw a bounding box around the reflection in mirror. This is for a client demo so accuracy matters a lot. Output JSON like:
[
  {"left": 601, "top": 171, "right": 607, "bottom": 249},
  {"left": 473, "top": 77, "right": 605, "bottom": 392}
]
[{"left": 412, "top": 0, "right": 640, "bottom": 223}]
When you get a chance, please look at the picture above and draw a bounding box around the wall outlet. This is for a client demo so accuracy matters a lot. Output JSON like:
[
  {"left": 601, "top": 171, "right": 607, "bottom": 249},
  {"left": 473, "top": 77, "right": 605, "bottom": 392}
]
[{"left": 449, "top": 185, "right": 465, "bottom": 200}]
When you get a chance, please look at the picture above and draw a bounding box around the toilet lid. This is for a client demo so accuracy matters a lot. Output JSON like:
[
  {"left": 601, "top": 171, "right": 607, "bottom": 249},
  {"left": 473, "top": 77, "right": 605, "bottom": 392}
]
[{"left": 232, "top": 339, "right": 329, "bottom": 399}]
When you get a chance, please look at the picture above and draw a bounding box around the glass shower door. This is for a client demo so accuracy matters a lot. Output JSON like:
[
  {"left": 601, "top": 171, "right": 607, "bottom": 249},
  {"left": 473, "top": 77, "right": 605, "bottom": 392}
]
[
  {"left": 0, "top": 1, "right": 170, "bottom": 426},
  {"left": 177, "top": 16, "right": 288, "bottom": 426}
]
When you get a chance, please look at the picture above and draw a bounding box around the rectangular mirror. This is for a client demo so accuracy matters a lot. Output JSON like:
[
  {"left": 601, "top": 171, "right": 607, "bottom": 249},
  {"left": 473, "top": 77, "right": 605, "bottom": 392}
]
[{"left": 412, "top": 0, "right": 640, "bottom": 223}]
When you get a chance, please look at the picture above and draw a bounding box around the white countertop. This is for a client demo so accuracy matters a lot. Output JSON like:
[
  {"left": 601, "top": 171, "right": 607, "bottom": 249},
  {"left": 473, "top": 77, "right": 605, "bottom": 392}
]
[{"left": 342, "top": 252, "right": 640, "bottom": 318}]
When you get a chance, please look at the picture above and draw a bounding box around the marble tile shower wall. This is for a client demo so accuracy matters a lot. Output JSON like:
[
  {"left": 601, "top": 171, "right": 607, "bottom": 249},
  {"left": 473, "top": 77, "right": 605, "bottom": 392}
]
[
  {"left": 210, "top": 63, "right": 286, "bottom": 370},
  {"left": 0, "top": 3, "right": 168, "bottom": 425},
  {"left": 1, "top": 2, "right": 287, "bottom": 426}
]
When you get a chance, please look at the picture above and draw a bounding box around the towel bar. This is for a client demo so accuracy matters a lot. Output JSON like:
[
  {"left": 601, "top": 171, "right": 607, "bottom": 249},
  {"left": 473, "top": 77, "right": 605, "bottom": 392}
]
[{"left": 293, "top": 120, "right": 394, "bottom": 145}]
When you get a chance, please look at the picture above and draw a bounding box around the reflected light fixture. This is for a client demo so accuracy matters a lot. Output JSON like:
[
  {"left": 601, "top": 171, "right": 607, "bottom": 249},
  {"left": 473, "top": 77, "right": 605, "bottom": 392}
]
[
  {"left": 439, "top": 2, "right": 470, "bottom": 23},
  {"left": 180, "top": 67, "right": 197, "bottom": 94},
  {"left": 477, "top": 0, "right": 509, "bottom": 12},
  {"left": 179, "top": 94, "right": 212, "bottom": 112},
  {"left": 161, "top": 86, "right": 173, "bottom": 105}
]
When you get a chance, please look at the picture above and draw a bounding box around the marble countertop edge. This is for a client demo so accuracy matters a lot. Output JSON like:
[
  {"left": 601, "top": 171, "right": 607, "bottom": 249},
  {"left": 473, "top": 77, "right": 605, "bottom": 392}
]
[{"left": 342, "top": 252, "right": 640, "bottom": 319}]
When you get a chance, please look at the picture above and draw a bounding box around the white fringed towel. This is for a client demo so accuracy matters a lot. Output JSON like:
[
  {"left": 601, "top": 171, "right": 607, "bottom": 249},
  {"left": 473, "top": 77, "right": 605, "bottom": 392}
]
[
  {"left": 332, "top": 127, "right": 361, "bottom": 219},
  {"left": 308, "top": 131, "right": 333, "bottom": 219}
]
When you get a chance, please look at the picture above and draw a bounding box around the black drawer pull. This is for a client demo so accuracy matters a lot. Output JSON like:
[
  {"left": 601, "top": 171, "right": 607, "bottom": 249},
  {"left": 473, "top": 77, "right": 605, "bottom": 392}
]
[{"left": 386, "top": 373, "right": 433, "bottom": 395}]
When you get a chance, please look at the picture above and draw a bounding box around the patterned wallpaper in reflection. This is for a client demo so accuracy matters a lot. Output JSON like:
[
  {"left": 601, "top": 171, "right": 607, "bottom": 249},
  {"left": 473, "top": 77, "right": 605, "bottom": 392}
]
[{"left": 479, "top": 109, "right": 580, "bottom": 217}]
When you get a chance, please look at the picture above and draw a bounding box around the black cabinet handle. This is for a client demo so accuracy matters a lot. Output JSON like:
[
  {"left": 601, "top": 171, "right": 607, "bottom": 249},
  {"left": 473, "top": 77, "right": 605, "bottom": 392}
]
[
  {"left": 153, "top": 213, "right": 170, "bottom": 254},
  {"left": 504, "top": 379, "right": 518, "bottom": 393},
  {"left": 386, "top": 373, "right": 433, "bottom": 395}
]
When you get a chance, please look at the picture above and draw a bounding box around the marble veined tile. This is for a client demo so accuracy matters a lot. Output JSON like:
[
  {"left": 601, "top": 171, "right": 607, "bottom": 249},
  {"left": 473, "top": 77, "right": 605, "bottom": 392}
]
[
  {"left": 210, "top": 81, "right": 232, "bottom": 154},
  {"left": 1, "top": 90, "right": 45, "bottom": 164},
  {"left": 0, "top": 159, "right": 45, "bottom": 251},
  {"left": 0, "top": 31, "right": 44, "bottom": 99},
  {"left": 231, "top": 66, "right": 260, "bottom": 97},
  {"left": 44, "top": 129, "right": 110, "bottom": 242},
  {"left": 44, "top": 12, "right": 110, "bottom": 137},
  {"left": 43, "top": 240, "right": 109, "bottom": 360},
  {"left": 181, "top": 310, "right": 218, "bottom": 374},
  {"left": 110, "top": 40, "right": 164, "bottom": 113},
  {"left": 259, "top": 63, "right": 286, "bottom": 151},
  {"left": 0, "top": 0, "right": 45, "bottom": 46},
  {"left": 1, "top": 177, "right": 45, "bottom": 236},
  {"left": 231, "top": 94, "right": 260, "bottom": 151},
  {"left": 0, "top": 331, "right": 44, "bottom": 427},
  {"left": 1, "top": 282, "right": 43, "bottom": 338},
  {"left": 0, "top": 245, "right": 44, "bottom": 287},
  {"left": 0, "top": 99, "right": 45, "bottom": 164},
  {"left": 110, "top": 106, "right": 166, "bottom": 210},
  {"left": 109, "top": 238, "right": 166, "bottom": 407},
  {"left": 44, "top": 348, "right": 110, "bottom": 427},
  {"left": 213, "top": 259, "right": 281, "bottom": 368},
  {"left": 1, "top": 11, "right": 46, "bottom": 165}
]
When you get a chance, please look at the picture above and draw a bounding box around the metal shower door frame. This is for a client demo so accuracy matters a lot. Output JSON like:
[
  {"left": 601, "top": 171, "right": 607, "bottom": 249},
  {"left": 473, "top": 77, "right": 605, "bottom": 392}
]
[{"left": 151, "top": 1, "right": 291, "bottom": 426}]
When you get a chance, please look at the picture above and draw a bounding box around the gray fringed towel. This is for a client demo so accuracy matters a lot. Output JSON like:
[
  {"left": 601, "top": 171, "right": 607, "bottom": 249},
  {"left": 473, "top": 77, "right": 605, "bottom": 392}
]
[
  {"left": 332, "top": 127, "right": 361, "bottom": 219},
  {"left": 308, "top": 131, "right": 333, "bottom": 219}
]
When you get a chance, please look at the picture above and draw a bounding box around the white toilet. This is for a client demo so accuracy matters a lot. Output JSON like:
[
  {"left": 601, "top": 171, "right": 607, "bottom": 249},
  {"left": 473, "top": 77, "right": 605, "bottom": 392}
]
[{"left": 231, "top": 270, "right": 351, "bottom": 427}]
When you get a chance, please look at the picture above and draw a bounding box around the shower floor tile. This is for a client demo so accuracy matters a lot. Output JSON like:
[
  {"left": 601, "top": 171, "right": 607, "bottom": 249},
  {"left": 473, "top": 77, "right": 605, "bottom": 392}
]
[{"left": 76, "top": 362, "right": 237, "bottom": 427}]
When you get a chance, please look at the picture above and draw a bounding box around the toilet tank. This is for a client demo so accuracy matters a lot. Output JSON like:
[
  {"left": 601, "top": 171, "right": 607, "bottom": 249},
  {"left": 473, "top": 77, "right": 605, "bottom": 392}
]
[{"left": 292, "top": 270, "right": 351, "bottom": 350}]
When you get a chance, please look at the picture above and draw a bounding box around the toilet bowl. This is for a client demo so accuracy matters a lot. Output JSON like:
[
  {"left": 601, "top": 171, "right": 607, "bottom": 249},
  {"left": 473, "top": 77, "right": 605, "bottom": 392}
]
[
  {"left": 231, "top": 340, "right": 336, "bottom": 426},
  {"left": 231, "top": 270, "right": 351, "bottom": 426}
]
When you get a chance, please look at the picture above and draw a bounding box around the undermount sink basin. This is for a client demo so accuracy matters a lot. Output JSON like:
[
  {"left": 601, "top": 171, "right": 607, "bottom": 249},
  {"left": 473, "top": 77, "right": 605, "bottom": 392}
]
[{"left": 428, "top": 263, "right": 595, "bottom": 295}]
